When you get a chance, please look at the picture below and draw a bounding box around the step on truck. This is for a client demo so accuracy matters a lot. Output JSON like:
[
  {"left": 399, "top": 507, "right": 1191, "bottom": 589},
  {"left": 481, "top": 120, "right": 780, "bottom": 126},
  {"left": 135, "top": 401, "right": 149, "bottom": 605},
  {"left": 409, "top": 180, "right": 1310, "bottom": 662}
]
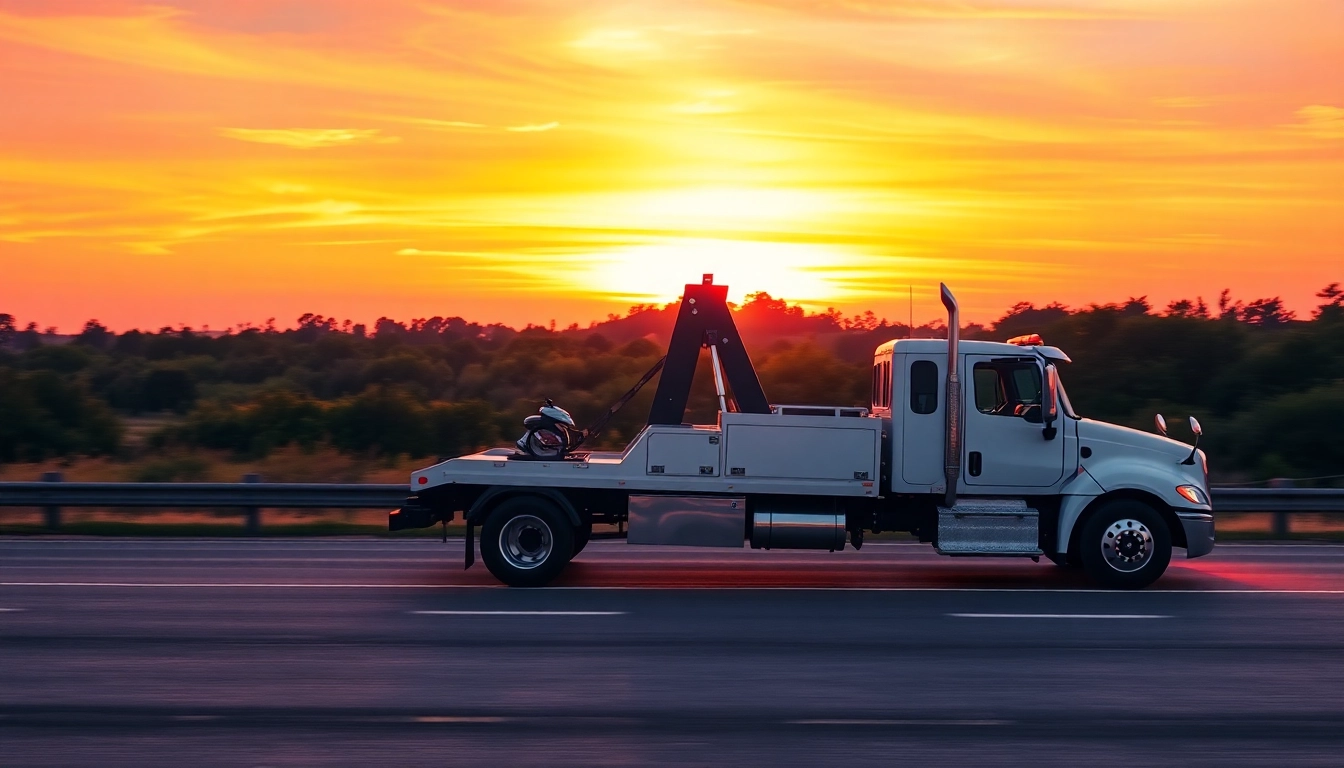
[{"left": 392, "top": 275, "right": 1214, "bottom": 589}]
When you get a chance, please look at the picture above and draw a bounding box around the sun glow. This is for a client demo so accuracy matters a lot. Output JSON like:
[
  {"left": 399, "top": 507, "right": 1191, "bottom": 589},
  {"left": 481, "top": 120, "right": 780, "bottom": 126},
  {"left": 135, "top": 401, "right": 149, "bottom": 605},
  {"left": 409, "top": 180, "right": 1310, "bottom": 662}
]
[{"left": 578, "top": 240, "right": 881, "bottom": 307}]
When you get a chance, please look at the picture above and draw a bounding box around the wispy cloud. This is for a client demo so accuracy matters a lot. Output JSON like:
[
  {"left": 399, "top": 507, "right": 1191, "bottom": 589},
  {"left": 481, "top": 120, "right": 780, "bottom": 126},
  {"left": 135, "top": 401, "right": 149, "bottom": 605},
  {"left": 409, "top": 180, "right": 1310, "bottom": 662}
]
[
  {"left": 1152, "top": 96, "right": 1220, "bottom": 109},
  {"left": 217, "top": 128, "right": 401, "bottom": 149},
  {"left": 1288, "top": 105, "right": 1344, "bottom": 139},
  {"left": 506, "top": 122, "right": 560, "bottom": 132},
  {"left": 733, "top": 0, "right": 1150, "bottom": 21},
  {"left": 373, "top": 116, "right": 488, "bottom": 130}
]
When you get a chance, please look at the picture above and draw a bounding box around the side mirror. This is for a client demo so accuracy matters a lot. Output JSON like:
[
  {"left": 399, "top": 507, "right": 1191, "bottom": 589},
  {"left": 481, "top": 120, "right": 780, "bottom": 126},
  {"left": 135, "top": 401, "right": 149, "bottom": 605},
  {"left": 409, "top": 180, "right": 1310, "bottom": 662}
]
[
  {"left": 1041, "top": 364, "right": 1059, "bottom": 440},
  {"left": 1155, "top": 413, "right": 1168, "bottom": 436},
  {"left": 1181, "top": 416, "right": 1203, "bottom": 465}
]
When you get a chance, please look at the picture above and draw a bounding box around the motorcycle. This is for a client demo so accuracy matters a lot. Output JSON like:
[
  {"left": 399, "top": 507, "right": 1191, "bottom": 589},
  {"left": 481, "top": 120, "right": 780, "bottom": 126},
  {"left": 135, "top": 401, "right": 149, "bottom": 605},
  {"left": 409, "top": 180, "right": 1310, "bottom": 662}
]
[{"left": 515, "top": 399, "right": 584, "bottom": 458}]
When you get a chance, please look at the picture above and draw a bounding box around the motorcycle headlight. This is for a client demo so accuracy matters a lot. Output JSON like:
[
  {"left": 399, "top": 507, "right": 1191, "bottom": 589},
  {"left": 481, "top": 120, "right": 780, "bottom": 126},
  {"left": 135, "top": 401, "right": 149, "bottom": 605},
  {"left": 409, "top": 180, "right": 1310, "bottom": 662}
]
[{"left": 1176, "top": 485, "right": 1209, "bottom": 506}]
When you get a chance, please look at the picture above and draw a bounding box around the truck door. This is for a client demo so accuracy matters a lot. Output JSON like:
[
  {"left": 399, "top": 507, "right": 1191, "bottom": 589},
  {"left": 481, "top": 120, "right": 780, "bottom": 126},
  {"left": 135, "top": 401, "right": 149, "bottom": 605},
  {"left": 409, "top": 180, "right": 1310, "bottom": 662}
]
[
  {"left": 962, "top": 355, "right": 1064, "bottom": 488},
  {"left": 900, "top": 356, "right": 945, "bottom": 486}
]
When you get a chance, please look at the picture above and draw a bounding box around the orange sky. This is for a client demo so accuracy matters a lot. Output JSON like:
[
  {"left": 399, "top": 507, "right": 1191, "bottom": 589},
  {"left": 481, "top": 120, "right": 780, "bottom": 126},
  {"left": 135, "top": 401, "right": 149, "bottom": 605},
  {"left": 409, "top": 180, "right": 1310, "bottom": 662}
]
[{"left": 1, "top": 0, "right": 1340, "bottom": 332}]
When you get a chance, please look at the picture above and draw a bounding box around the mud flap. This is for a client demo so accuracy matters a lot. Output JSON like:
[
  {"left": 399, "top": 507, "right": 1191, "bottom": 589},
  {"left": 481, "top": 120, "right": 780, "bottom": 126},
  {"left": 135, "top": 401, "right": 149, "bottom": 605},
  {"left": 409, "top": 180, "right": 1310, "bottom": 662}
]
[{"left": 465, "top": 521, "right": 475, "bottom": 570}]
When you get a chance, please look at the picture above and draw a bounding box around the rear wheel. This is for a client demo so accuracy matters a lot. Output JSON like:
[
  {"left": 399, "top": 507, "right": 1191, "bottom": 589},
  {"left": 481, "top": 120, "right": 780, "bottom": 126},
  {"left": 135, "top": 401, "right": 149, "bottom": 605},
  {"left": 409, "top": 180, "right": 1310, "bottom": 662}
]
[
  {"left": 480, "top": 496, "right": 574, "bottom": 587},
  {"left": 1079, "top": 499, "right": 1171, "bottom": 589}
]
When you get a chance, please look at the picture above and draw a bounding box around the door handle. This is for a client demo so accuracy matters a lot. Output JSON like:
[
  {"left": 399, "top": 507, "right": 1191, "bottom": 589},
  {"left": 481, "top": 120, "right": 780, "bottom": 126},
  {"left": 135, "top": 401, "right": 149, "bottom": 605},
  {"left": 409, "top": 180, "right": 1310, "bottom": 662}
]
[{"left": 969, "top": 451, "right": 982, "bottom": 477}]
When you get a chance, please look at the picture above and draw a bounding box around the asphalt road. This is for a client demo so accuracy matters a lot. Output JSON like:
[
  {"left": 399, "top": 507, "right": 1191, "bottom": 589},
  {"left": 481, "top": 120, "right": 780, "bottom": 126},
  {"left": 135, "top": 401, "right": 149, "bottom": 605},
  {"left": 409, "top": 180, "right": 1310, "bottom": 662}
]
[{"left": 3, "top": 538, "right": 1344, "bottom": 767}]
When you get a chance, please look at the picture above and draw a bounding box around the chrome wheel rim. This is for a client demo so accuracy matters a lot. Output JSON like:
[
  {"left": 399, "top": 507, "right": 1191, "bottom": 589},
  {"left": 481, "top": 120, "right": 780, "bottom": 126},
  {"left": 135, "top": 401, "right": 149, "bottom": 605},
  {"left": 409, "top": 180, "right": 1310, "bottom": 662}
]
[
  {"left": 527, "top": 431, "right": 564, "bottom": 458},
  {"left": 1101, "top": 518, "right": 1153, "bottom": 572},
  {"left": 499, "top": 515, "right": 553, "bottom": 570}
]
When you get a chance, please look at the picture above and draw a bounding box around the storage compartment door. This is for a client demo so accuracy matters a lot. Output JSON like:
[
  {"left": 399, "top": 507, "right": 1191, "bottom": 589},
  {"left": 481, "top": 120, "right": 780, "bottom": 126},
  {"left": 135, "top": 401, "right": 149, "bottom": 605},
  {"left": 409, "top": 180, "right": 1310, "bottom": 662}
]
[
  {"left": 647, "top": 432, "right": 721, "bottom": 477},
  {"left": 724, "top": 425, "right": 878, "bottom": 481}
]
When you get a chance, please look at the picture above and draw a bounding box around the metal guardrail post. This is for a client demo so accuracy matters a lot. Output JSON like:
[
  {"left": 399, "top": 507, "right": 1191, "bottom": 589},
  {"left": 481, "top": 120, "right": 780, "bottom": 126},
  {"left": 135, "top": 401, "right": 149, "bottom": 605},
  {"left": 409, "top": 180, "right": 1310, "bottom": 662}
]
[
  {"left": 42, "top": 471, "right": 62, "bottom": 530},
  {"left": 1268, "top": 478, "right": 1294, "bottom": 537},
  {"left": 243, "top": 473, "right": 262, "bottom": 534}
]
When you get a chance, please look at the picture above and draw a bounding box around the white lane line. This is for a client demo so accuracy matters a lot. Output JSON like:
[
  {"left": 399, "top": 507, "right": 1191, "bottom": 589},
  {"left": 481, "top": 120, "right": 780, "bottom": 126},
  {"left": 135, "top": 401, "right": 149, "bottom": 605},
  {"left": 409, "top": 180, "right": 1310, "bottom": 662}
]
[
  {"left": 4, "top": 558, "right": 452, "bottom": 564},
  {"left": 0, "top": 608, "right": 26, "bottom": 612},
  {"left": 2, "top": 582, "right": 1344, "bottom": 594},
  {"left": 412, "top": 610, "right": 625, "bottom": 616},
  {"left": 8, "top": 540, "right": 1344, "bottom": 550},
  {"left": 949, "top": 613, "right": 1169, "bottom": 619},
  {"left": 0, "top": 582, "right": 494, "bottom": 589},
  {"left": 413, "top": 716, "right": 509, "bottom": 723},
  {"left": 790, "top": 719, "right": 1010, "bottom": 726}
]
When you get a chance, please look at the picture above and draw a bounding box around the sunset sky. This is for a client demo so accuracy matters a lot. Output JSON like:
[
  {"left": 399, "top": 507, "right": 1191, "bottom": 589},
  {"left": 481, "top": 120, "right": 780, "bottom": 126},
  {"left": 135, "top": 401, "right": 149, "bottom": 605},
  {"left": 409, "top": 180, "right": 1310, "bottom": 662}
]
[{"left": 1, "top": 0, "right": 1340, "bottom": 332}]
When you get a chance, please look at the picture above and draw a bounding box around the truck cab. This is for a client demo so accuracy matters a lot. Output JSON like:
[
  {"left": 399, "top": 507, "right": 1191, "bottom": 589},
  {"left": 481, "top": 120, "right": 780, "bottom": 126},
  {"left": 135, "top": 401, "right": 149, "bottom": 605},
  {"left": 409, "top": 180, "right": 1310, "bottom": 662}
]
[
  {"left": 394, "top": 277, "right": 1214, "bottom": 590},
  {"left": 876, "top": 337, "right": 1074, "bottom": 494}
]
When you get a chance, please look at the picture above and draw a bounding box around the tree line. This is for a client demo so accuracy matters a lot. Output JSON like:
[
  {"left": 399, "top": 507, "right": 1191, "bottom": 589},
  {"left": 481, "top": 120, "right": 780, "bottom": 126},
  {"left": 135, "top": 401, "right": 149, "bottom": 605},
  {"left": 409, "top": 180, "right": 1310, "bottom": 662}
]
[{"left": 1, "top": 283, "right": 1340, "bottom": 482}]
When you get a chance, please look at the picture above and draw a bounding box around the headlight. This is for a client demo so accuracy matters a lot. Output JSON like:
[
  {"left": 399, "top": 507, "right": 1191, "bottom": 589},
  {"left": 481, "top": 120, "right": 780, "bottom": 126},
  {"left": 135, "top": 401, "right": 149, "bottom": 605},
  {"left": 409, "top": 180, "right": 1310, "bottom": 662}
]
[{"left": 1176, "top": 485, "right": 1209, "bottom": 505}]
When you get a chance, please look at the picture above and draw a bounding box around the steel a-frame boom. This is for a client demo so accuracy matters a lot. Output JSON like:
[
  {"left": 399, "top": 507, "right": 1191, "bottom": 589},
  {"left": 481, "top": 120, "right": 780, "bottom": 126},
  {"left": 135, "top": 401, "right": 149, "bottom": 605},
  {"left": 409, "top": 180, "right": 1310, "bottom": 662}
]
[{"left": 647, "top": 275, "right": 771, "bottom": 425}]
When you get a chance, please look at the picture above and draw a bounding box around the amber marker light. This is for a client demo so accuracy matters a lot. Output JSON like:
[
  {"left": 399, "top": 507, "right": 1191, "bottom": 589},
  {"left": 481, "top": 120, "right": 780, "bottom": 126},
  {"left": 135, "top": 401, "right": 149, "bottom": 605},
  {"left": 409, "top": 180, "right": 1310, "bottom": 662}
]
[{"left": 1176, "top": 485, "right": 1209, "bottom": 506}]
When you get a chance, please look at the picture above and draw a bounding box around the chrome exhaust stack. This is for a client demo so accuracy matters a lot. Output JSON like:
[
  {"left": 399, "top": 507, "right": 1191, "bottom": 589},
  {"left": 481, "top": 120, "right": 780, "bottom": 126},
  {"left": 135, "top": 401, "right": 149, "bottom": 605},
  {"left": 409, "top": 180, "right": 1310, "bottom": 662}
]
[{"left": 940, "top": 283, "right": 961, "bottom": 509}]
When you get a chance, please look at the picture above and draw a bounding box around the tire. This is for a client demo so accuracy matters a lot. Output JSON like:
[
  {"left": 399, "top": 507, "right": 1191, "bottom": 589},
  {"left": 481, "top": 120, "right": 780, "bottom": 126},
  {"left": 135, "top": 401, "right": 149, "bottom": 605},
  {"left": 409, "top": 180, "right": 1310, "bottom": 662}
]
[
  {"left": 480, "top": 496, "right": 575, "bottom": 587},
  {"left": 1078, "top": 499, "right": 1172, "bottom": 589},
  {"left": 525, "top": 429, "right": 566, "bottom": 458},
  {"left": 572, "top": 522, "right": 593, "bottom": 557}
]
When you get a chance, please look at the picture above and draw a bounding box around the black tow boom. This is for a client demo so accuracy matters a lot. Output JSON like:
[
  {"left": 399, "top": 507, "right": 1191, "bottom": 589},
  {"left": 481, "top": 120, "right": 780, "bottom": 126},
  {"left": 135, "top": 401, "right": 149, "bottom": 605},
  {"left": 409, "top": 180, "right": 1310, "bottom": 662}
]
[{"left": 647, "top": 274, "right": 770, "bottom": 425}]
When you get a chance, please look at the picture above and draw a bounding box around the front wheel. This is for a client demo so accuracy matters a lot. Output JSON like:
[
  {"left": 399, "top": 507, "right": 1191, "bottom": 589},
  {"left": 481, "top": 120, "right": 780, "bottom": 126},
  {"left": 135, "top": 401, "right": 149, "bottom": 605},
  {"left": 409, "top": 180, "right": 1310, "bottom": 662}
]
[
  {"left": 1079, "top": 500, "right": 1172, "bottom": 589},
  {"left": 480, "top": 496, "right": 574, "bottom": 587}
]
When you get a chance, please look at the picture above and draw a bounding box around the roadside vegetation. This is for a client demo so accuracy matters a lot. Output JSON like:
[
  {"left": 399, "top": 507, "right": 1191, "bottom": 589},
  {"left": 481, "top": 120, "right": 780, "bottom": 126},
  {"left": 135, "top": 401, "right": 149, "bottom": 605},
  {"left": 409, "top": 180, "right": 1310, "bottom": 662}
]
[{"left": 1, "top": 284, "right": 1340, "bottom": 484}]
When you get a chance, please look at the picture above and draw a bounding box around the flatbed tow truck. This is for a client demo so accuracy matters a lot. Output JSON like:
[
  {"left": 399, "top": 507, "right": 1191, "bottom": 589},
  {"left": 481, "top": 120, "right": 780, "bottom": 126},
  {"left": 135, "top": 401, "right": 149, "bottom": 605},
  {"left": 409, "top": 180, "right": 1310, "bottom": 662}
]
[{"left": 392, "top": 276, "right": 1214, "bottom": 589}]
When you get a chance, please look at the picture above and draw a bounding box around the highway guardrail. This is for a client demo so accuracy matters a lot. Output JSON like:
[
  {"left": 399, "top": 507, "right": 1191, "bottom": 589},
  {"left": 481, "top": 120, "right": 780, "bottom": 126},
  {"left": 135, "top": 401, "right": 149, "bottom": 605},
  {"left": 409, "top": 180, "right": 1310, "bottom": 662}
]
[{"left": 0, "top": 479, "right": 1339, "bottom": 535}]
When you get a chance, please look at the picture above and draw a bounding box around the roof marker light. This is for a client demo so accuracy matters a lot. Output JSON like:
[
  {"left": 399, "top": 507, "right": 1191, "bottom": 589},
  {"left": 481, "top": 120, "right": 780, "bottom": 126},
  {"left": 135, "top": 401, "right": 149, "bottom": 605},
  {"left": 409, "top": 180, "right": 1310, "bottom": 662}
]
[{"left": 1007, "top": 333, "right": 1044, "bottom": 346}]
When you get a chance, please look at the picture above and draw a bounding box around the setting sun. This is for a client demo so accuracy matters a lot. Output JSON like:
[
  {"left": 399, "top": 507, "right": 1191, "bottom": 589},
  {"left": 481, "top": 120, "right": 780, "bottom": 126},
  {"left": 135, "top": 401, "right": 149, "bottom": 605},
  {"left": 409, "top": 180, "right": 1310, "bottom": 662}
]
[{"left": 581, "top": 240, "right": 878, "bottom": 307}]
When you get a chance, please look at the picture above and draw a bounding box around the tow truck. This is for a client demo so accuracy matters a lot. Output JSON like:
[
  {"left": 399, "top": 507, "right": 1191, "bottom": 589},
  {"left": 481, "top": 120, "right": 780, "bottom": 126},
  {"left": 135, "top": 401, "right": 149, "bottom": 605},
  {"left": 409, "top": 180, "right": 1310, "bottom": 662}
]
[{"left": 392, "top": 276, "right": 1214, "bottom": 589}]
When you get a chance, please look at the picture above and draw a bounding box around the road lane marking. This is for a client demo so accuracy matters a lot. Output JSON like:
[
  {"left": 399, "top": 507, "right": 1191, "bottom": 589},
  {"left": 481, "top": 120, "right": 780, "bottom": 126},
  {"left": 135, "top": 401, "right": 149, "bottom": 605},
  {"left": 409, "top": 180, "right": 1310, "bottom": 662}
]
[
  {"left": 412, "top": 610, "right": 625, "bottom": 616},
  {"left": 790, "top": 719, "right": 1010, "bottom": 726},
  {"left": 408, "top": 715, "right": 508, "bottom": 720},
  {"left": 0, "top": 582, "right": 493, "bottom": 588},
  {"left": 949, "top": 613, "right": 1169, "bottom": 619},
  {"left": 0, "top": 608, "right": 25, "bottom": 612},
  {"left": 3, "top": 582, "right": 1344, "bottom": 594}
]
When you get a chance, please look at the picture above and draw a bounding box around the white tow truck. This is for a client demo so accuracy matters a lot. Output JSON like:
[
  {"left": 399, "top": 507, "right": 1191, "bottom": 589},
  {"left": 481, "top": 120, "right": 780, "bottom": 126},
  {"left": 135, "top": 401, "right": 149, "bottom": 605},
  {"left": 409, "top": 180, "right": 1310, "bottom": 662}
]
[{"left": 392, "top": 276, "right": 1214, "bottom": 589}]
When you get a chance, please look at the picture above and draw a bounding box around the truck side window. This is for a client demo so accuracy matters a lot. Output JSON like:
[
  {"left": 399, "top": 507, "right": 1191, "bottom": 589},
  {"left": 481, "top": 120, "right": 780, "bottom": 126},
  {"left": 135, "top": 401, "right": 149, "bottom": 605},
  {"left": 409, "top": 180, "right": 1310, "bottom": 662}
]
[
  {"left": 873, "top": 360, "right": 894, "bottom": 409},
  {"left": 883, "top": 361, "right": 892, "bottom": 408},
  {"left": 909, "top": 360, "right": 937, "bottom": 414},
  {"left": 974, "top": 367, "right": 1005, "bottom": 413},
  {"left": 973, "top": 362, "right": 1041, "bottom": 417}
]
